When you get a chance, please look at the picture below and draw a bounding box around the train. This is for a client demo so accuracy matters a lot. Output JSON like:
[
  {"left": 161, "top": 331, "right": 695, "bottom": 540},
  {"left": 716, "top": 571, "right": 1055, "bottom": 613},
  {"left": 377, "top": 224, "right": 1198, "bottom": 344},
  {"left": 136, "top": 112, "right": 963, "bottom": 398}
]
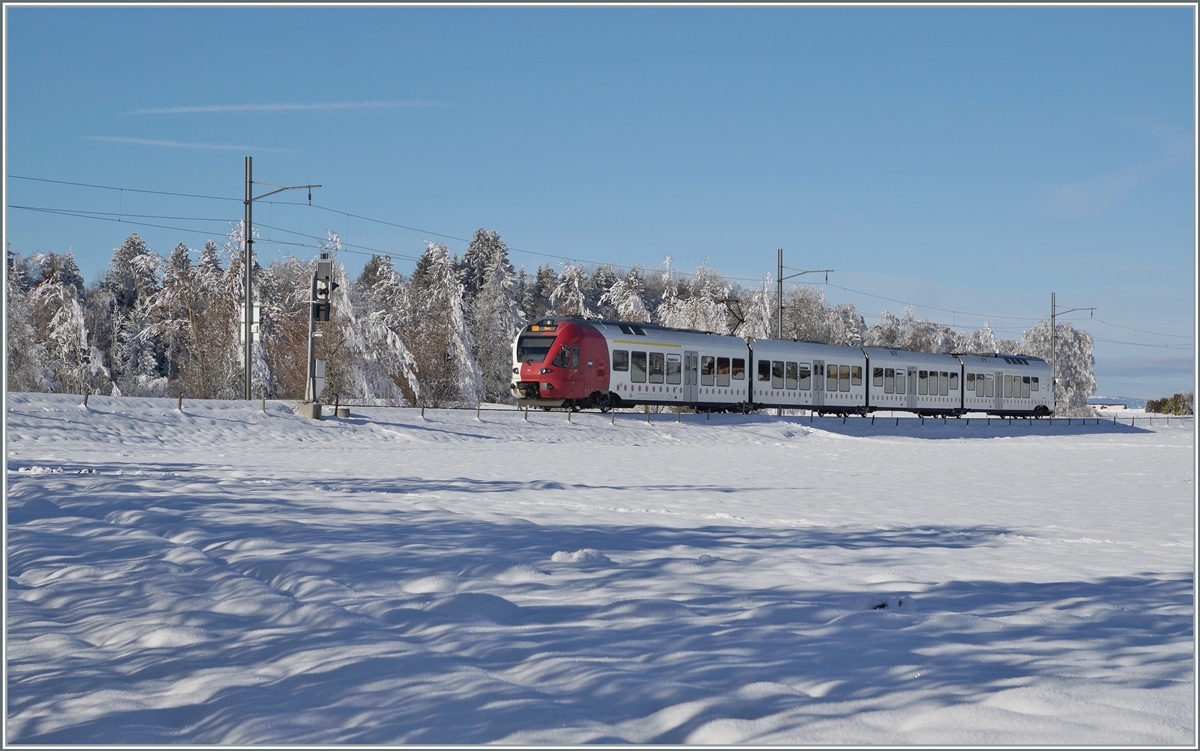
[{"left": 511, "top": 317, "right": 1055, "bottom": 417}]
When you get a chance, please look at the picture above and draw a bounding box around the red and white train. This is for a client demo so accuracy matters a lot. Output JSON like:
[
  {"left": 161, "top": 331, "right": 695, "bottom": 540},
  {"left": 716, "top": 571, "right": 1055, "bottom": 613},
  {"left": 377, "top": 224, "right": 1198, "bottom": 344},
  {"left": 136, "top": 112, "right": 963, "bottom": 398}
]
[{"left": 511, "top": 317, "right": 1055, "bottom": 417}]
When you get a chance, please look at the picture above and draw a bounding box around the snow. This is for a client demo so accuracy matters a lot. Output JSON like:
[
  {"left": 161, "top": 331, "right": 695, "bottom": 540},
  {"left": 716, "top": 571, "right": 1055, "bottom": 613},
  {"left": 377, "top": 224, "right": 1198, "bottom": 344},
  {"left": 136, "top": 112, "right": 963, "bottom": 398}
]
[{"left": 5, "top": 393, "right": 1195, "bottom": 744}]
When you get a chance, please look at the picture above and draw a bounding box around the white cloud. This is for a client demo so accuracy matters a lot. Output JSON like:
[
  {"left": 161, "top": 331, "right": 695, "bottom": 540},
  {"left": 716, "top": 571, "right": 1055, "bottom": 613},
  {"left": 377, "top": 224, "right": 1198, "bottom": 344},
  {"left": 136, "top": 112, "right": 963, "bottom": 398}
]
[
  {"left": 1039, "top": 122, "right": 1191, "bottom": 221},
  {"left": 129, "top": 100, "right": 439, "bottom": 115},
  {"left": 87, "top": 136, "right": 292, "bottom": 152}
]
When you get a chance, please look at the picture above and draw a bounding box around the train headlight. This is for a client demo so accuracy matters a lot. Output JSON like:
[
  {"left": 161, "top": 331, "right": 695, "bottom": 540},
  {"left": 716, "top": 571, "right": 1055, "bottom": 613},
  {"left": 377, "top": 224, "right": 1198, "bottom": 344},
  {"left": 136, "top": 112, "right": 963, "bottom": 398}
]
[
  {"left": 512, "top": 367, "right": 519, "bottom": 374},
  {"left": 539, "top": 367, "right": 553, "bottom": 374},
  {"left": 541, "top": 383, "right": 553, "bottom": 390}
]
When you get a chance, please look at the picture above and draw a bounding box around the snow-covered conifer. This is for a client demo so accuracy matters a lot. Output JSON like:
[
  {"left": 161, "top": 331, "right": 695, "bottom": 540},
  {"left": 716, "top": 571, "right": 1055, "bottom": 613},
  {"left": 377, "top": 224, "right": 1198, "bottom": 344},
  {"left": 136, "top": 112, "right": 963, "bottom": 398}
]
[
  {"left": 549, "top": 263, "right": 595, "bottom": 319},
  {"left": 599, "top": 266, "right": 651, "bottom": 323}
]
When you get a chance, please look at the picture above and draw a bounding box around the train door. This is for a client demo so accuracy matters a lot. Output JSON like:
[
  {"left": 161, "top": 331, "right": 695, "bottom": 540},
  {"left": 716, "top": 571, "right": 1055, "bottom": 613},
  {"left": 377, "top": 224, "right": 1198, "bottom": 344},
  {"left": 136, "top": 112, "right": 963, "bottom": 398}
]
[
  {"left": 994, "top": 370, "right": 1004, "bottom": 411},
  {"left": 683, "top": 350, "right": 699, "bottom": 403},
  {"left": 906, "top": 366, "right": 917, "bottom": 409},
  {"left": 812, "top": 360, "right": 825, "bottom": 407}
]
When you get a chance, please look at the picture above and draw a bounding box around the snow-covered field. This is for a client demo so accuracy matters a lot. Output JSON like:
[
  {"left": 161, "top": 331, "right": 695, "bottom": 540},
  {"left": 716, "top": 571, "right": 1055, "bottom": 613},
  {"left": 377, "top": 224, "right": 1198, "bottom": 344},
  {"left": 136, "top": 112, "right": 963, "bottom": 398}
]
[{"left": 5, "top": 393, "right": 1195, "bottom": 745}]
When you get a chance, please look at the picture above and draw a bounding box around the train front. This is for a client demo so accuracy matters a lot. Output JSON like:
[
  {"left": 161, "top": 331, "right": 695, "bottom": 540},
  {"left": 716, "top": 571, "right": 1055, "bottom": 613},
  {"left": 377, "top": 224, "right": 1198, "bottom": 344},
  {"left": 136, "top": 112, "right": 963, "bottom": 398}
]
[{"left": 510, "top": 319, "right": 580, "bottom": 409}]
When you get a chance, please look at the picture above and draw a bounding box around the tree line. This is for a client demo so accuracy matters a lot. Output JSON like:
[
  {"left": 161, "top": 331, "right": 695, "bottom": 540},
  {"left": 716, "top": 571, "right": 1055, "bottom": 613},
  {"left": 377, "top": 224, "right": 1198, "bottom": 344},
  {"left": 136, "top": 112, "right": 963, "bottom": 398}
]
[
  {"left": 6, "top": 227, "right": 1099, "bottom": 415},
  {"left": 1144, "top": 393, "right": 1193, "bottom": 416}
]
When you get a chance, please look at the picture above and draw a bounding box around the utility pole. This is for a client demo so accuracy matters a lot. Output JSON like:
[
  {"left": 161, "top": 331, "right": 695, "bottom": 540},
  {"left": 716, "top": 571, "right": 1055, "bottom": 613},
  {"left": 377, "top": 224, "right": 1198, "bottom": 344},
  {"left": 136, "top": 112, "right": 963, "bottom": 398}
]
[
  {"left": 776, "top": 248, "right": 833, "bottom": 339},
  {"left": 242, "top": 156, "right": 321, "bottom": 400},
  {"left": 1049, "top": 291, "right": 1095, "bottom": 405}
]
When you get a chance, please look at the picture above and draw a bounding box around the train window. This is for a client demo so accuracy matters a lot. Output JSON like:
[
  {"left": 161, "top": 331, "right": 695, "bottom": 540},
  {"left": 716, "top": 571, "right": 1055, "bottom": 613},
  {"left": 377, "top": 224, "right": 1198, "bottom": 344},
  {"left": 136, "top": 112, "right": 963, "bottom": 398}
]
[
  {"left": 649, "top": 352, "right": 665, "bottom": 384},
  {"left": 939, "top": 371, "right": 949, "bottom": 396},
  {"left": 840, "top": 365, "right": 851, "bottom": 392},
  {"left": 918, "top": 370, "right": 928, "bottom": 395},
  {"left": 1003, "top": 375, "right": 1012, "bottom": 398},
  {"left": 716, "top": 357, "right": 731, "bottom": 387},
  {"left": 949, "top": 372, "right": 959, "bottom": 391},
  {"left": 619, "top": 324, "right": 635, "bottom": 335},
  {"left": 631, "top": 351, "right": 647, "bottom": 383},
  {"left": 666, "top": 354, "right": 682, "bottom": 385},
  {"left": 897, "top": 369, "right": 907, "bottom": 394},
  {"left": 758, "top": 360, "right": 771, "bottom": 382},
  {"left": 552, "top": 347, "right": 570, "bottom": 368},
  {"left": 884, "top": 368, "right": 895, "bottom": 394},
  {"left": 1031, "top": 376, "right": 1039, "bottom": 392},
  {"left": 701, "top": 356, "right": 716, "bottom": 386},
  {"left": 1022, "top": 376, "right": 1031, "bottom": 398},
  {"left": 873, "top": 367, "right": 884, "bottom": 387},
  {"left": 572, "top": 345, "right": 580, "bottom": 370},
  {"left": 966, "top": 372, "right": 975, "bottom": 392},
  {"left": 798, "top": 363, "right": 811, "bottom": 390},
  {"left": 930, "top": 371, "right": 940, "bottom": 395},
  {"left": 631, "top": 326, "right": 647, "bottom": 336},
  {"left": 732, "top": 358, "right": 745, "bottom": 380},
  {"left": 826, "top": 364, "right": 838, "bottom": 391},
  {"left": 517, "top": 336, "right": 555, "bottom": 363},
  {"left": 785, "top": 362, "right": 798, "bottom": 390},
  {"left": 613, "top": 350, "right": 629, "bottom": 371},
  {"left": 985, "top": 374, "right": 994, "bottom": 397},
  {"left": 771, "top": 361, "right": 784, "bottom": 389},
  {"left": 851, "top": 366, "right": 862, "bottom": 386}
]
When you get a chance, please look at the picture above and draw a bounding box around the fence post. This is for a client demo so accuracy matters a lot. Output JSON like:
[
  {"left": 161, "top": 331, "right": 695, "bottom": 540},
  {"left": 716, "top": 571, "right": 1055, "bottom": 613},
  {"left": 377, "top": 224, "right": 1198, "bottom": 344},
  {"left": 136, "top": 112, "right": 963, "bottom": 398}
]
[
  {"left": 568, "top": 409, "right": 572, "bottom": 423},
  {"left": 83, "top": 390, "right": 89, "bottom": 408},
  {"left": 177, "top": 394, "right": 183, "bottom": 411},
  {"left": 476, "top": 402, "right": 481, "bottom": 420},
  {"left": 611, "top": 409, "right": 615, "bottom": 425},
  {"left": 677, "top": 410, "right": 681, "bottom": 423},
  {"left": 262, "top": 392, "right": 266, "bottom": 412},
  {"left": 524, "top": 407, "right": 529, "bottom": 421},
  {"left": 420, "top": 405, "right": 424, "bottom": 419},
  {"left": 871, "top": 415, "right": 875, "bottom": 425}
]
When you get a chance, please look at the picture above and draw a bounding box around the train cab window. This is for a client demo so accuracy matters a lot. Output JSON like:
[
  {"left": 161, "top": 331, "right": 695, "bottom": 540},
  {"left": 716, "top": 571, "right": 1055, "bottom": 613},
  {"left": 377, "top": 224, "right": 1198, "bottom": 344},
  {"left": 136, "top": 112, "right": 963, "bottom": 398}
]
[
  {"left": 1022, "top": 376, "right": 1031, "bottom": 398},
  {"left": 517, "top": 336, "right": 554, "bottom": 364},
  {"left": 873, "top": 367, "right": 884, "bottom": 387},
  {"left": 666, "top": 354, "right": 682, "bottom": 385},
  {"left": 785, "top": 362, "right": 798, "bottom": 390},
  {"left": 966, "top": 372, "right": 975, "bottom": 392},
  {"left": 851, "top": 366, "right": 862, "bottom": 386},
  {"left": 771, "top": 361, "right": 784, "bottom": 389},
  {"left": 631, "top": 351, "right": 647, "bottom": 383},
  {"left": 939, "top": 371, "right": 949, "bottom": 396},
  {"left": 716, "top": 357, "right": 731, "bottom": 387},
  {"left": 613, "top": 350, "right": 629, "bottom": 371},
  {"left": 949, "top": 372, "right": 959, "bottom": 391},
  {"left": 552, "top": 347, "right": 570, "bottom": 368},
  {"left": 1031, "top": 376, "right": 1039, "bottom": 392},
  {"left": 826, "top": 364, "right": 838, "bottom": 391},
  {"left": 649, "top": 352, "right": 665, "bottom": 384},
  {"left": 758, "top": 360, "right": 771, "bottom": 382},
  {"left": 732, "top": 358, "right": 745, "bottom": 380},
  {"left": 918, "top": 370, "right": 928, "bottom": 395},
  {"left": 884, "top": 368, "right": 895, "bottom": 394},
  {"left": 985, "top": 374, "right": 994, "bottom": 397},
  {"left": 571, "top": 345, "right": 580, "bottom": 370},
  {"left": 897, "top": 369, "right": 907, "bottom": 394},
  {"left": 701, "top": 356, "right": 716, "bottom": 386},
  {"left": 798, "top": 363, "right": 811, "bottom": 390},
  {"left": 839, "top": 365, "right": 851, "bottom": 392}
]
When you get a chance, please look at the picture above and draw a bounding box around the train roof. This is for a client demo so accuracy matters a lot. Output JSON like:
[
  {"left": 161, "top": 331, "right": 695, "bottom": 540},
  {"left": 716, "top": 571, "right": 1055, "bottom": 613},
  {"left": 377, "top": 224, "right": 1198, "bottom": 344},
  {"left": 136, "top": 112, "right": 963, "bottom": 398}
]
[
  {"left": 525, "top": 316, "right": 733, "bottom": 338},
  {"left": 957, "top": 353, "right": 1050, "bottom": 368},
  {"left": 860, "top": 347, "right": 964, "bottom": 365}
]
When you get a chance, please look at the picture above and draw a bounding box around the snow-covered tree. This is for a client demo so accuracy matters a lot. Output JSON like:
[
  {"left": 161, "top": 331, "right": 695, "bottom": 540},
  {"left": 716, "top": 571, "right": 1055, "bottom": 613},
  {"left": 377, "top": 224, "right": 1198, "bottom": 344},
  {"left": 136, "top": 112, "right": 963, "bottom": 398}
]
[
  {"left": 656, "top": 260, "right": 731, "bottom": 334},
  {"left": 549, "top": 263, "right": 595, "bottom": 318},
  {"left": 599, "top": 265, "right": 651, "bottom": 323},
  {"left": 406, "top": 242, "right": 481, "bottom": 407},
  {"left": 462, "top": 232, "right": 521, "bottom": 404},
  {"left": 5, "top": 251, "right": 51, "bottom": 392},
  {"left": 343, "top": 254, "right": 420, "bottom": 405},
  {"left": 29, "top": 262, "right": 109, "bottom": 395},
  {"left": 1018, "top": 318, "right": 1096, "bottom": 416}
]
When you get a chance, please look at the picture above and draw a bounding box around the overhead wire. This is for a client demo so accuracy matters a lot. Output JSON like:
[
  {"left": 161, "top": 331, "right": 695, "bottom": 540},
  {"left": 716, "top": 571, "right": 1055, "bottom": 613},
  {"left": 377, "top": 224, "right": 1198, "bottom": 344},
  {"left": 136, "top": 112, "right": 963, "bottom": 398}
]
[{"left": 9, "top": 174, "right": 1192, "bottom": 347}]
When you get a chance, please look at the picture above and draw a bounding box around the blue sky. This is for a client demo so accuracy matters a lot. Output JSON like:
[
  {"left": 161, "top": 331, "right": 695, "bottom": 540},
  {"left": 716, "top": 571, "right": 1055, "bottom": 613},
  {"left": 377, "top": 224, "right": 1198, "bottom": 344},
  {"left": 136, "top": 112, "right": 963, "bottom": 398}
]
[{"left": 4, "top": 5, "right": 1195, "bottom": 399}]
